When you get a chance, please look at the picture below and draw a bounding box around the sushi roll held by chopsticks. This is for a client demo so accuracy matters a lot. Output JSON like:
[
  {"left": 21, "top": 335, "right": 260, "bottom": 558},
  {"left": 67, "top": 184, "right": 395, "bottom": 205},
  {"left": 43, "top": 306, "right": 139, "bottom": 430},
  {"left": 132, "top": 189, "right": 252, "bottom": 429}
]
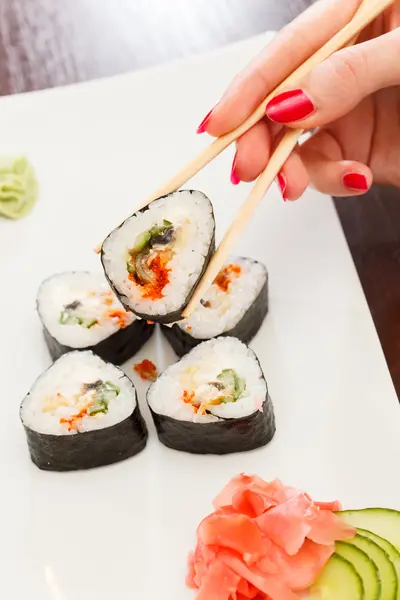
[
  {"left": 20, "top": 351, "right": 148, "bottom": 471},
  {"left": 37, "top": 271, "right": 154, "bottom": 365},
  {"left": 100, "top": 190, "right": 215, "bottom": 324},
  {"left": 147, "top": 337, "right": 276, "bottom": 455},
  {"left": 162, "top": 256, "right": 268, "bottom": 356}
]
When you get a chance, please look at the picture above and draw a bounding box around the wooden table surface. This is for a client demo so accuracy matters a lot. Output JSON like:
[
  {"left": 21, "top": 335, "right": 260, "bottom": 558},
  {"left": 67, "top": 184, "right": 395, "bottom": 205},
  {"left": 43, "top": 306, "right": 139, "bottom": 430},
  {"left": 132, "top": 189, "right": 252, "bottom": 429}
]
[{"left": 1, "top": 0, "right": 399, "bottom": 396}]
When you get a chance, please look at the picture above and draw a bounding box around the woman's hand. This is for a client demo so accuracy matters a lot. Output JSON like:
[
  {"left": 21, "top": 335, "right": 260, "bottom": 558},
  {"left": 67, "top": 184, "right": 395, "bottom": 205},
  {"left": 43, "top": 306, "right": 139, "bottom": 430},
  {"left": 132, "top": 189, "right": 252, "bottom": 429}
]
[{"left": 196, "top": 0, "right": 400, "bottom": 201}]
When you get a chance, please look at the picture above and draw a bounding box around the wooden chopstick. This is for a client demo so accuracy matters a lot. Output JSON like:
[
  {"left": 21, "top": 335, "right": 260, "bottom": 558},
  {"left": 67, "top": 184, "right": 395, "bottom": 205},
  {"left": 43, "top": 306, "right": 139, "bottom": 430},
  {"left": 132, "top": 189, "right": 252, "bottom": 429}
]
[
  {"left": 181, "top": 0, "right": 392, "bottom": 318},
  {"left": 96, "top": 0, "right": 392, "bottom": 255},
  {"left": 136, "top": 0, "right": 393, "bottom": 210},
  {"left": 181, "top": 130, "right": 302, "bottom": 317}
]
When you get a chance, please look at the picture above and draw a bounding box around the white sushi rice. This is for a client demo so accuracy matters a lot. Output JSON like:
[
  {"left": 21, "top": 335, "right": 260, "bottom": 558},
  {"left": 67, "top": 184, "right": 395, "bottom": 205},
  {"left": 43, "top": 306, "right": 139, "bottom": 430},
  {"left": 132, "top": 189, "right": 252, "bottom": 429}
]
[
  {"left": 21, "top": 352, "right": 136, "bottom": 435},
  {"left": 147, "top": 337, "right": 267, "bottom": 423},
  {"left": 177, "top": 257, "right": 267, "bottom": 338},
  {"left": 38, "top": 272, "right": 134, "bottom": 348},
  {"left": 101, "top": 190, "right": 214, "bottom": 316}
]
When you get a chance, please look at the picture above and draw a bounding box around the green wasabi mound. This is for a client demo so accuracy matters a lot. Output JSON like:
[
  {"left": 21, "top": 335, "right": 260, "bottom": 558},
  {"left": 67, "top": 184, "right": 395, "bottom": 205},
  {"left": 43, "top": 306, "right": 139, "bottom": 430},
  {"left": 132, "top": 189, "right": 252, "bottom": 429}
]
[{"left": 0, "top": 155, "right": 39, "bottom": 219}]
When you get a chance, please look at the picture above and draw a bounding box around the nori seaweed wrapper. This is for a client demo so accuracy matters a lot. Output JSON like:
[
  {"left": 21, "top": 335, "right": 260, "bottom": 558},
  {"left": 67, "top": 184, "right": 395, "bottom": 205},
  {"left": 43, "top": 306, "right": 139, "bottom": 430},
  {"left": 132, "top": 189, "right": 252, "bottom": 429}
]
[
  {"left": 161, "top": 267, "right": 268, "bottom": 356},
  {"left": 42, "top": 318, "right": 154, "bottom": 366},
  {"left": 149, "top": 394, "right": 275, "bottom": 455},
  {"left": 148, "top": 338, "right": 275, "bottom": 456},
  {"left": 101, "top": 190, "right": 216, "bottom": 324},
  {"left": 20, "top": 356, "right": 148, "bottom": 471},
  {"left": 22, "top": 406, "right": 147, "bottom": 471}
]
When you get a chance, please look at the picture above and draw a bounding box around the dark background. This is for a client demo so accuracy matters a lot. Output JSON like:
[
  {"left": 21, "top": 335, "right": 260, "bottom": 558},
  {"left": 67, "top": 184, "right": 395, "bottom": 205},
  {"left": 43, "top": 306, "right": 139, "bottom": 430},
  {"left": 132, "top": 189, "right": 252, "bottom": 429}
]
[{"left": 1, "top": 0, "right": 399, "bottom": 395}]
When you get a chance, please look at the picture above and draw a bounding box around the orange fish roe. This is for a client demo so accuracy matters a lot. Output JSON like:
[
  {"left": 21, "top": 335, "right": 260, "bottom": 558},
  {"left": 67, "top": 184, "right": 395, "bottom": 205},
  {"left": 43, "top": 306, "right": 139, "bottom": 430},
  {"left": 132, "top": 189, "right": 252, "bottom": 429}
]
[
  {"left": 107, "top": 309, "right": 129, "bottom": 329},
  {"left": 142, "top": 254, "right": 170, "bottom": 300},
  {"left": 182, "top": 390, "right": 200, "bottom": 413},
  {"left": 214, "top": 264, "right": 241, "bottom": 292},
  {"left": 60, "top": 405, "right": 89, "bottom": 432},
  {"left": 134, "top": 359, "right": 158, "bottom": 381},
  {"left": 182, "top": 390, "right": 195, "bottom": 404},
  {"left": 128, "top": 252, "right": 171, "bottom": 300}
]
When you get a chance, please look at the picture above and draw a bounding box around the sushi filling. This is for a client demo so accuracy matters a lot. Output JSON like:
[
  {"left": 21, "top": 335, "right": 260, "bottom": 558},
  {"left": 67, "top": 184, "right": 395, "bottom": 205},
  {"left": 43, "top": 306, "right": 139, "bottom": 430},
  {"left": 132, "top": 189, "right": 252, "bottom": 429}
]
[
  {"left": 38, "top": 272, "right": 135, "bottom": 348},
  {"left": 182, "top": 368, "right": 246, "bottom": 415},
  {"left": 213, "top": 263, "right": 242, "bottom": 293},
  {"left": 60, "top": 301, "right": 98, "bottom": 329},
  {"left": 126, "top": 220, "right": 176, "bottom": 300},
  {"left": 58, "top": 291, "right": 132, "bottom": 330},
  {"left": 101, "top": 190, "right": 215, "bottom": 318},
  {"left": 173, "top": 257, "right": 267, "bottom": 339},
  {"left": 21, "top": 352, "right": 137, "bottom": 435},
  {"left": 148, "top": 337, "right": 267, "bottom": 422},
  {"left": 58, "top": 380, "right": 120, "bottom": 431}
]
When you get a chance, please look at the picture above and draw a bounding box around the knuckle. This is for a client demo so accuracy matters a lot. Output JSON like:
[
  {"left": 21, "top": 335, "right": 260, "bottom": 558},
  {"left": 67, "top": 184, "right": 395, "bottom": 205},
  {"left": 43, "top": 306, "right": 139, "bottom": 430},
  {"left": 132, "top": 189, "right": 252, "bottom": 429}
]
[{"left": 326, "top": 47, "right": 367, "bottom": 93}]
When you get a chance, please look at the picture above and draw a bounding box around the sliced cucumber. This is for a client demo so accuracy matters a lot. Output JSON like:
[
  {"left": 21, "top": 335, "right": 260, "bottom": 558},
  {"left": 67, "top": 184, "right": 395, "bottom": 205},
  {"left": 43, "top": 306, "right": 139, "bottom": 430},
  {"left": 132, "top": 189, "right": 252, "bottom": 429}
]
[
  {"left": 347, "top": 534, "right": 397, "bottom": 600},
  {"left": 339, "top": 509, "right": 400, "bottom": 551},
  {"left": 335, "top": 541, "right": 380, "bottom": 600},
  {"left": 357, "top": 529, "right": 400, "bottom": 600},
  {"left": 308, "top": 553, "right": 363, "bottom": 600}
]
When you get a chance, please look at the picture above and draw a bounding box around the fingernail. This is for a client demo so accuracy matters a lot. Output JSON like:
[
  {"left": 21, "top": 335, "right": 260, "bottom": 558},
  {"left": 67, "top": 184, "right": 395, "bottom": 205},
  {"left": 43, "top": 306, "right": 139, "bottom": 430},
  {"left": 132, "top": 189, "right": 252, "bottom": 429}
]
[
  {"left": 266, "top": 89, "right": 315, "bottom": 123},
  {"left": 342, "top": 172, "right": 369, "bottom": 192},
  {"left": 230, "top": 155, "right": 240, "bottom": 186},
  {"left": 276, "top": 172, "right": 288, "bottom": 202},
  {"left": 196, "top": 108, "right": 214, "bottom": 134}
]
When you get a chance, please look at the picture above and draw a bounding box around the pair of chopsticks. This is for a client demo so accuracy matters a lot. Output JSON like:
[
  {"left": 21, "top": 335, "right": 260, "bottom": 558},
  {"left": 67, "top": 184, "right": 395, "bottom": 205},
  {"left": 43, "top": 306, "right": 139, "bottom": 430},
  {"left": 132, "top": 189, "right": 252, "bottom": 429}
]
[
  {"left": 181, "top": 0, "right": 393, "bottom": 319},
  {"left": 98, "top": 0, "right": 393, "bottom": 319}
]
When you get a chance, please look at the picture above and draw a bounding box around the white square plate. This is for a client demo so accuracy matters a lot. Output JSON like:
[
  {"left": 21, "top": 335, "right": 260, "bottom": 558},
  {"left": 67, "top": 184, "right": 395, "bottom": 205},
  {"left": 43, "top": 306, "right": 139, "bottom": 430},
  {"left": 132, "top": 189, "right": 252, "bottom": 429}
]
[{"left": 0, "top": 32, "right": 399, "bottom": 600}]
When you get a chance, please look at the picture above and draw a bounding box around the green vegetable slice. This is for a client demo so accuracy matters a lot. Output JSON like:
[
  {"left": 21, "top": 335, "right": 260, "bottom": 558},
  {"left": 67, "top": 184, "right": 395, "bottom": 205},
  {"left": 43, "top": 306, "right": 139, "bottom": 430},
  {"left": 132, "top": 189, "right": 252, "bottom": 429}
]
[
  {"left": 308, "top": 553, "right": 363, "bottom": 600},
  {"left": 335, "top": 541, "right": 380, "bottom": 600},
  {"left": 87, "top": 401, "right": 108, "bottom": 415},
  {"left": 130, "top": 220, "right": 174, "bottom": 255},
  {"left": 217, "top": 369, "right": 246, "bottom": 403},
  {"left": 82, "top": 319, "right": 98, "bottom": 329},
  {"left": 132, "top": 230, "right": 152, "bottom": 253},
  {"left": 59, "top": 309, "right": 97, "bottom": 328},
  {"left": 347, "top": 534, "right": 397, "bottom": 600},
  {"left": 85, "top": 381, "right": 120, "bottom": 416},
  {"left": 59, "top": 310, "right": 83, "bottom": 325},
  {"left": 357, "top": 529, "right": 400, "bottom": 600},
  {"left": 339, "top": 509, "right": 400, "bottom": 552},
  {"left": 126, "top": 261, "right": 137, "bottom": 275}
]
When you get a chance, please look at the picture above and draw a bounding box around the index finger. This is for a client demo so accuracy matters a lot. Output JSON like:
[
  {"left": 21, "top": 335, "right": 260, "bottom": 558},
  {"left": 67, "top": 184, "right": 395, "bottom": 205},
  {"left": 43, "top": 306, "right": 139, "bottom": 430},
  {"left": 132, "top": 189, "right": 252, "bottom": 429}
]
[{"left": 204, "top": 0, "right": 363, "bottom": 137}]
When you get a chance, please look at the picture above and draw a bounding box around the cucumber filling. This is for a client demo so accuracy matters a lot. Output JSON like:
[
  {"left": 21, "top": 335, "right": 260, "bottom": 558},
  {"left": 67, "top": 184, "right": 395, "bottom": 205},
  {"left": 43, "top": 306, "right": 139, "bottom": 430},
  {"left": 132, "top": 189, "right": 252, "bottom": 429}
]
[
  {"left": 59, "top": 301, "right": 98, "bottom": 329},
  {"left": 182, "top": 368, "right": 246, "bottom": 415},
  {"left": 126, "top": 220, "right": 175, "bottom": 284}
]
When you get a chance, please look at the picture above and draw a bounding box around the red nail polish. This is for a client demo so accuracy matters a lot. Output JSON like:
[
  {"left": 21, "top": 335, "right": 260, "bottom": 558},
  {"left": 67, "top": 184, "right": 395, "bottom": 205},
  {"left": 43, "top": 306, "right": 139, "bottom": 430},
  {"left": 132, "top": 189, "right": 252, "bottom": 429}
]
[
  {"left": 277, "top": 172, "right": 287, "bottom": 201},
  {"left": 343, "top": 172, "right": 369, "bottom": 192},
  {"left": 230, "top": 156, "right": 240, "bottom": 186},
  {"left": 266, "top": 89, "right": 315, "bottom": 123},
  {"left": 196, "top": 109, "right": 214, "bottom": 134}
]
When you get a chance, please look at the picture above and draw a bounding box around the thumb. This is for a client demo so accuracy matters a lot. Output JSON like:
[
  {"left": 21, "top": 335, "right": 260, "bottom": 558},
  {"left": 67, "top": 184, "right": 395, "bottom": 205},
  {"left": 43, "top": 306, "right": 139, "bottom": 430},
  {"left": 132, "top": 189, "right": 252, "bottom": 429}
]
[{"left": 265, "top": 28, "right": 400, "bottom": 128}]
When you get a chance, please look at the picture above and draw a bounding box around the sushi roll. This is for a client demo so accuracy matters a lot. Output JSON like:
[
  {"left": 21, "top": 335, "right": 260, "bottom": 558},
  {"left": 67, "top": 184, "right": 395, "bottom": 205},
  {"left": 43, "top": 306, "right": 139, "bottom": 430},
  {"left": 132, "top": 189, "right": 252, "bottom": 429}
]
[
  {"left": 147, "top": 337, "right": 276, "bottom": 455},
  {"left": 20, "top": 351, "right": 148, "bottom": 471},
  {"left": 37, "top": 271, "right": 153, "bottom": 365},
  {"left": 101, "top": 190, "right": 215, "bottom": 324},
  {"left": 161, "top": 256, "right": 268, "bottom": 356}
]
